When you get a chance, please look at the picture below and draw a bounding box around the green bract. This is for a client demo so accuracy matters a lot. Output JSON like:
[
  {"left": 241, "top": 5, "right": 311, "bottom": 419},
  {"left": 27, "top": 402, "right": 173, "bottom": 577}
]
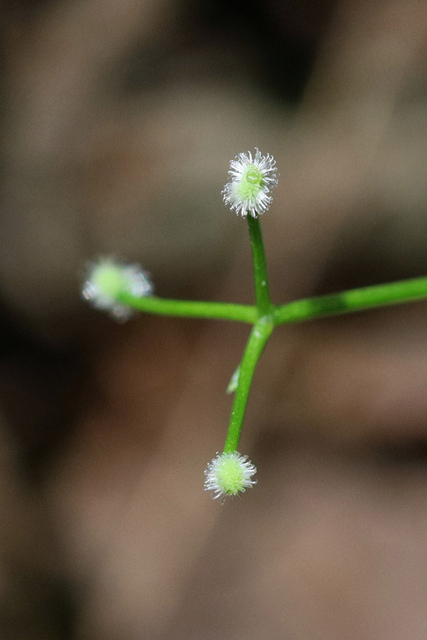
[
  {"left": 91, "top": 261, "right": 127, "bottom": 300},
  {"left": 222, "top": 149, "right": 278, "bottom": 218},
  {"left": 204, "top": 452, "right": 257, "bottom": 499},
  {"left": 82, "top": 257, "right": 153, "bottom": 320}
]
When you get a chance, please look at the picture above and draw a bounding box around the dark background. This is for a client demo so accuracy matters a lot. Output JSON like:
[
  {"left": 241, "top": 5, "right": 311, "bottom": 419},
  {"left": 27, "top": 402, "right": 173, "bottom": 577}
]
[{"left": 2, "top": 0, "right": 427, "bottom": 638}]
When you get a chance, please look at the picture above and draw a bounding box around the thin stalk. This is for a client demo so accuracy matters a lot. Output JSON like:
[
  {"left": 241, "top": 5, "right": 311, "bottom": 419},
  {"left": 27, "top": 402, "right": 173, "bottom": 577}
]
[
  {"left": 118, "top": 293, "right": 257, "bottom": 324},
  {"left": 223, "top": 317, "right": 273, "bottom": 453},
  {"left": 247, "top": 216, "right": 273, "bottom": 316},
  {"left": 274, "top": 275, "right": 427, "bottom": 326}
]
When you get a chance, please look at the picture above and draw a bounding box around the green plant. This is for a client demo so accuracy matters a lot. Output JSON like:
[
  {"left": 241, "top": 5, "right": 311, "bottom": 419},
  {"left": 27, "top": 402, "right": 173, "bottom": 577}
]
[{"left": 82, "top": 150, "right": 427, "bottom": 500}]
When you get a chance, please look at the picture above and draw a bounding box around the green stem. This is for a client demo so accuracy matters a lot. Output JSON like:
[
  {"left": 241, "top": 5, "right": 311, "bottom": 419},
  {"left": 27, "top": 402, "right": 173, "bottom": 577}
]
[
  {"left": 223, "top": 317, "right": 273, "bottom": 453},
  {"left": 247, "top": 216, "right": 273, "bottom": 316},
  {"left": 274, "top": 275, "right": 427, "bottom": 325},
  {"left": 118, "top": 293, "right": 257, "bottom": 324}
]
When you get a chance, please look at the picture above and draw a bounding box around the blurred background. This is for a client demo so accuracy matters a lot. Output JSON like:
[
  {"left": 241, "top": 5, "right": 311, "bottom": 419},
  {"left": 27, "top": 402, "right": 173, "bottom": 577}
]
[{"left": 2, "top": 0, "right": 427, "bottom": 637}]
